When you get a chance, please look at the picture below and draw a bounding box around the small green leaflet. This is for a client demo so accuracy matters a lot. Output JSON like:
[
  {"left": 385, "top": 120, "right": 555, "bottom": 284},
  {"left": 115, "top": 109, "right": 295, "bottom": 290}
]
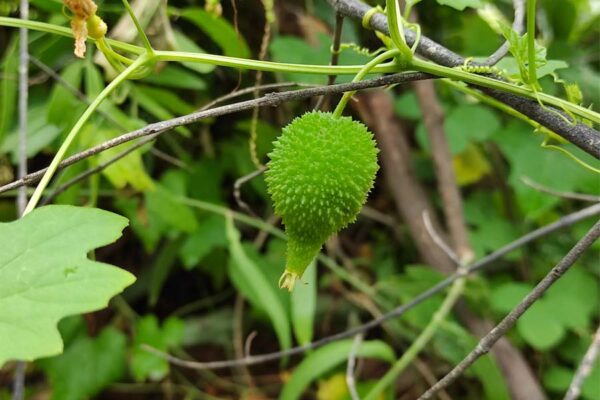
[
  {"left": 436, "top": 0, "right": 482, "bottom": 11},
  {"left": 0, "top": 206, "right": 136, "bottom": 366}
]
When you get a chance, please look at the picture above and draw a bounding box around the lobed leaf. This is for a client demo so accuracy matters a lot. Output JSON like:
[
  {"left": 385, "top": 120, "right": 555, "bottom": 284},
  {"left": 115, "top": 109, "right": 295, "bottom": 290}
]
[{"left": 0, "top": 206, "right": 135, "bottom": 366}]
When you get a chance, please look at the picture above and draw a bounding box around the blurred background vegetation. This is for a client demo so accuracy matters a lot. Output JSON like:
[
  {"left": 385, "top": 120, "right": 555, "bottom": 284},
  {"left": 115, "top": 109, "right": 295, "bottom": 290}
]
[{"left": 0, "top": 0, "right": 598, "bottom": 399}]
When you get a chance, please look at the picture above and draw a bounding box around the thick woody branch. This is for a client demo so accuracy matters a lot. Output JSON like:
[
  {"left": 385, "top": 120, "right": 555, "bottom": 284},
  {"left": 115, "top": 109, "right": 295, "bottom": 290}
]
[{"left": 327, "top": 0, "right": 600, "bottom": 159}]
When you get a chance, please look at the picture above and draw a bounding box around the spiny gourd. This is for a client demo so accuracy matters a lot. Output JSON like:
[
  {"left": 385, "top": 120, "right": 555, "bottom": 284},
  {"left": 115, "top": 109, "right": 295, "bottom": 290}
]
[{"left": 266, "top": 111, "right": 379, "bottom": 291}]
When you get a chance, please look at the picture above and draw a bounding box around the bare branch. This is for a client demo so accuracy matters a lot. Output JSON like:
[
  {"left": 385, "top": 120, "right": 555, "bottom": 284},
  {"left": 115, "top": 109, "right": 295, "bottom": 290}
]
[
  {"left": 13, "top": 0, "right": 29, "bottom": 397},
  {"left": 40, "top": 134, "right": 158, "bottom": 206},
  {"left": 0, "top": 72, "right": 432, "bottom": 196},
  {"left": 314, "top": 13, "right": 344, "bottom": 110},
  {"left": 521, "top": 176, "right": 600, "bottom": 203},
  {"left": 328, "top": 0, "right": 600, "bottom": 158},
  {"left": 419, "top": 220, "right": 600, "bottom": 400},
  {"left": 233, "top": 166, "right": 267, "bottom": 217},
  {"left": 422, "top": 211, "right": 461, "bottom": 266},
  {"left": 564, "top": 323, "right": 600, "bottom": 400},
  {"left": 141, "top": 203, "right": 600, "bottom": 371},
  {"left": 484, "top": 0, "right": 526, "bottom": 65},
  {"left": 346, "top": 333, "right": 363, "bottom": 400}
]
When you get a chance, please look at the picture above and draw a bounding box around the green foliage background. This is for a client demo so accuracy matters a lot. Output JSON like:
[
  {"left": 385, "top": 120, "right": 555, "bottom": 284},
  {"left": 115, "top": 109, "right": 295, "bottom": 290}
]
[{"left": 0, "top": 0, "right": 599, "bottom": 398}]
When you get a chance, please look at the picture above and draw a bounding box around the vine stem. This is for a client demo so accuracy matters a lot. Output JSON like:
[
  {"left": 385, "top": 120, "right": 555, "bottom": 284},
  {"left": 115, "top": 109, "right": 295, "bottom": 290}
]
[
  {"left": 154, "top": 51, "right": 398, "bottom": 76},
  {"left": 410, "top": 58, "right": 600, "bottom": 124},
  {"left": 1, "top": 17, "right": 597, "bottom": 124},
  {"left": 527, "top": 0, "right": 538, "bottom": 88},
  {"left": 23, "top": 54, "right": 151, "bottom": 214},
  {"left": 332, "top": 49, "right": 400, "bottom": 117},
  {"left": 364, "top": 269, "right": 468, "bottom": 400}
]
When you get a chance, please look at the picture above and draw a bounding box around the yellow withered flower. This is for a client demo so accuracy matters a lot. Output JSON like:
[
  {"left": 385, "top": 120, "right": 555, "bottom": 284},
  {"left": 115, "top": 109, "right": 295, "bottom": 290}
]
[{"left": 63, "top": 0, "right": 107, "bottom": 58}]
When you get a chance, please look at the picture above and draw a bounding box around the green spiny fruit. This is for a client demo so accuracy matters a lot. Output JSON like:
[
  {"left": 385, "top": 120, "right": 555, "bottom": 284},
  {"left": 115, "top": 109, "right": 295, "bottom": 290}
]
[{"left": 266, "top": 111, "right": 379, "bottom": 291}]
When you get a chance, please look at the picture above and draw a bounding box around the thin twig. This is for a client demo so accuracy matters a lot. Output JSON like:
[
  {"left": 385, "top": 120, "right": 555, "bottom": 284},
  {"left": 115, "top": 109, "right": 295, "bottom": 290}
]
[
  {"left": 419, "top": 220, "right": 600, "bottom": 400},
  {"left": 484, "top": 0, "right": 526, "bottom": 65},
  {"left": 40, "top": 134, "right": 158, "bottom": 206},
  {"left": 564, "top": 323, "right": 600, "bottom": 400},
  {"left": 521, "top": 176, "right": 600, "bottom": 203},
  {"left": 423, "top": 210, "right": 461, "bottom": 266},
  {"left": 233, "top": 166, "right": 267, "bottom": 217},
  {"left": 12, "top": 0, "right": 29, "bottom": 398},
  {"left": 141, "top": 203, "right": 600, "bottom": 370},
  {"left": 314, "top": 13, "right": 344, "bottom": 110},
  {"left": 346, "top": 333, "right": 363, "bottom": 400},
  {"left": 0, "top": 72, "right": 432, "bottom": 195}
]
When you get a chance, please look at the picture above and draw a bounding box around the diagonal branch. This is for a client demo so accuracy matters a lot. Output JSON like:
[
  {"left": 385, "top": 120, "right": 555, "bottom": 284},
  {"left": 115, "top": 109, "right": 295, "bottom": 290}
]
[
  {"left": 142, "top": 203, "right": 600, "bottom": 371},
  {"left": 327, "top": 0, "right": 600, "bottom": 159},
  {"left": 419, "top": 219, "right": 600, "bottom": 400},
  {"left": 0, "top": 72, "right": 432, "bottom": 195},
  {"left": 564, "top": 323, "right": 600, "bottom": 400}
]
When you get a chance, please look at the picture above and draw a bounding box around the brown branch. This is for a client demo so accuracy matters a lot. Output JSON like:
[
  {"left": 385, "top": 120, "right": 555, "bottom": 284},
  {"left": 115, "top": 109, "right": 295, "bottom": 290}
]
[
  {"left": 140, "top": 164, "right": 600, "bottom": 371},
  {"left": 314, "top": 13, "right": 344, "bottom": 110},
  {"left": 0, "top": 72, "right": 432, "bottom": 196},
  {"left": 419, "top": 219, "right": 600, "bottom": 400},
  {"left": 355, "top": 90, "right": 545, "bottom": 400},
  {"left": 354, "top": 90, "right": 456, "bottom": 273},
  {"left": 328, "top": 0, "right": 600, "bottom": 159},
  {"left": 413, "top": 81, "right": 473, "bottom": 262},
  {"left": 484, "top": 0, "right": 526, "bottom": 66}
]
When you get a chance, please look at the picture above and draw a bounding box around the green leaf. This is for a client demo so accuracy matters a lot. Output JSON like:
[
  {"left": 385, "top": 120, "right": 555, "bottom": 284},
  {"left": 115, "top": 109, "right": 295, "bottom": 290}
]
[
  {"left": 146, "top": 184, "right": 198, "bottom": 234},
  {"left": 270, "top": 34, "right": 372, "bottom": 84},
  {"left": 494, "top": 121, "right": 599, "bottom": 218},
  {"left": 491, "top": 282, "right": 533, "bottom": 314},
  {"left": 86, "top": 127, "right": 154, "bottom": 191},
  {"left": 436, "top": 0, "right": 482, "bottom": 11},
  {"left": 131, "top": 315, "right": 184, "bottom": 382},
  {"left": 393, "top": 91, "right": 422, "bottom": 120},
  {"left": 279, "top": 339, "right": 395, "bottom": 400},
  {"left": 142, "top": 65, "right": 207, "bottom": 90},
  {"left": 291, "top": 261, "right": 317, "bottom": 345},
  {"left": 39, "top": 327, "right": 126, "bottom": 400},
  {"left": 2, "top": 104, "right": 62, "bottom": 161},
  {"left": 0, "top": 206, "right": 135, "bottom": 366},
  {"left": 148, "top": 236, "right": 185, "bottom": 307},
  {"left": 517, "top": 301, "right": 565, "bottom": 350},
  {"left": 225, "top": 214, "right": 291, "bottom": 352},
  {"left": 179, "top": 7, "right": 251, "bottom": 58},
  {"left": 46, "top": 61, "right": 85, "bottom": 127},
  {"left": 172, "top": 30, "right": 215, "bottom": 74},
  {"left": 444, "top": 104, "right": 500, "bottom": 154},
  {"left": 179, "top": 215, "right": 227, "bottom": 270},
  {"left": 0, "top": 38, "right": 18, "bottom": 147}
]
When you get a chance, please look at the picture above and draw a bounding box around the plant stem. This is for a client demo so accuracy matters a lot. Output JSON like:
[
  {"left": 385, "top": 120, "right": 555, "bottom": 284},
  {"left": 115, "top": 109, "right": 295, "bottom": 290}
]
[
  {"left": 386, "top": 0, "right": 413, "bottom": 62},
  {"left": 2, "top": 16, "right": 598, "bottom": 124},
  {"left": 410, "top": 58, "right": 600, "bottom": 124},
  {"left": 364, "top": 270, "right": 467, "bottom": 400},
  {"left": 0, "top": 17, "right": 143, "bottom": 54},
  {"left": 333, "top": 49, "right": 400, "bottom": 117},
  {"left": 23, "top": 54, "right": 151, "bottom": 214},
  {"left": 527, "top": 0, "right": 538, "bottom": 88},
  {"left": 154, "top": 51, "right": 398, "bottom": 75},
  {"left": 121, "top": 0, "right": 154, "bottom": 54}
]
